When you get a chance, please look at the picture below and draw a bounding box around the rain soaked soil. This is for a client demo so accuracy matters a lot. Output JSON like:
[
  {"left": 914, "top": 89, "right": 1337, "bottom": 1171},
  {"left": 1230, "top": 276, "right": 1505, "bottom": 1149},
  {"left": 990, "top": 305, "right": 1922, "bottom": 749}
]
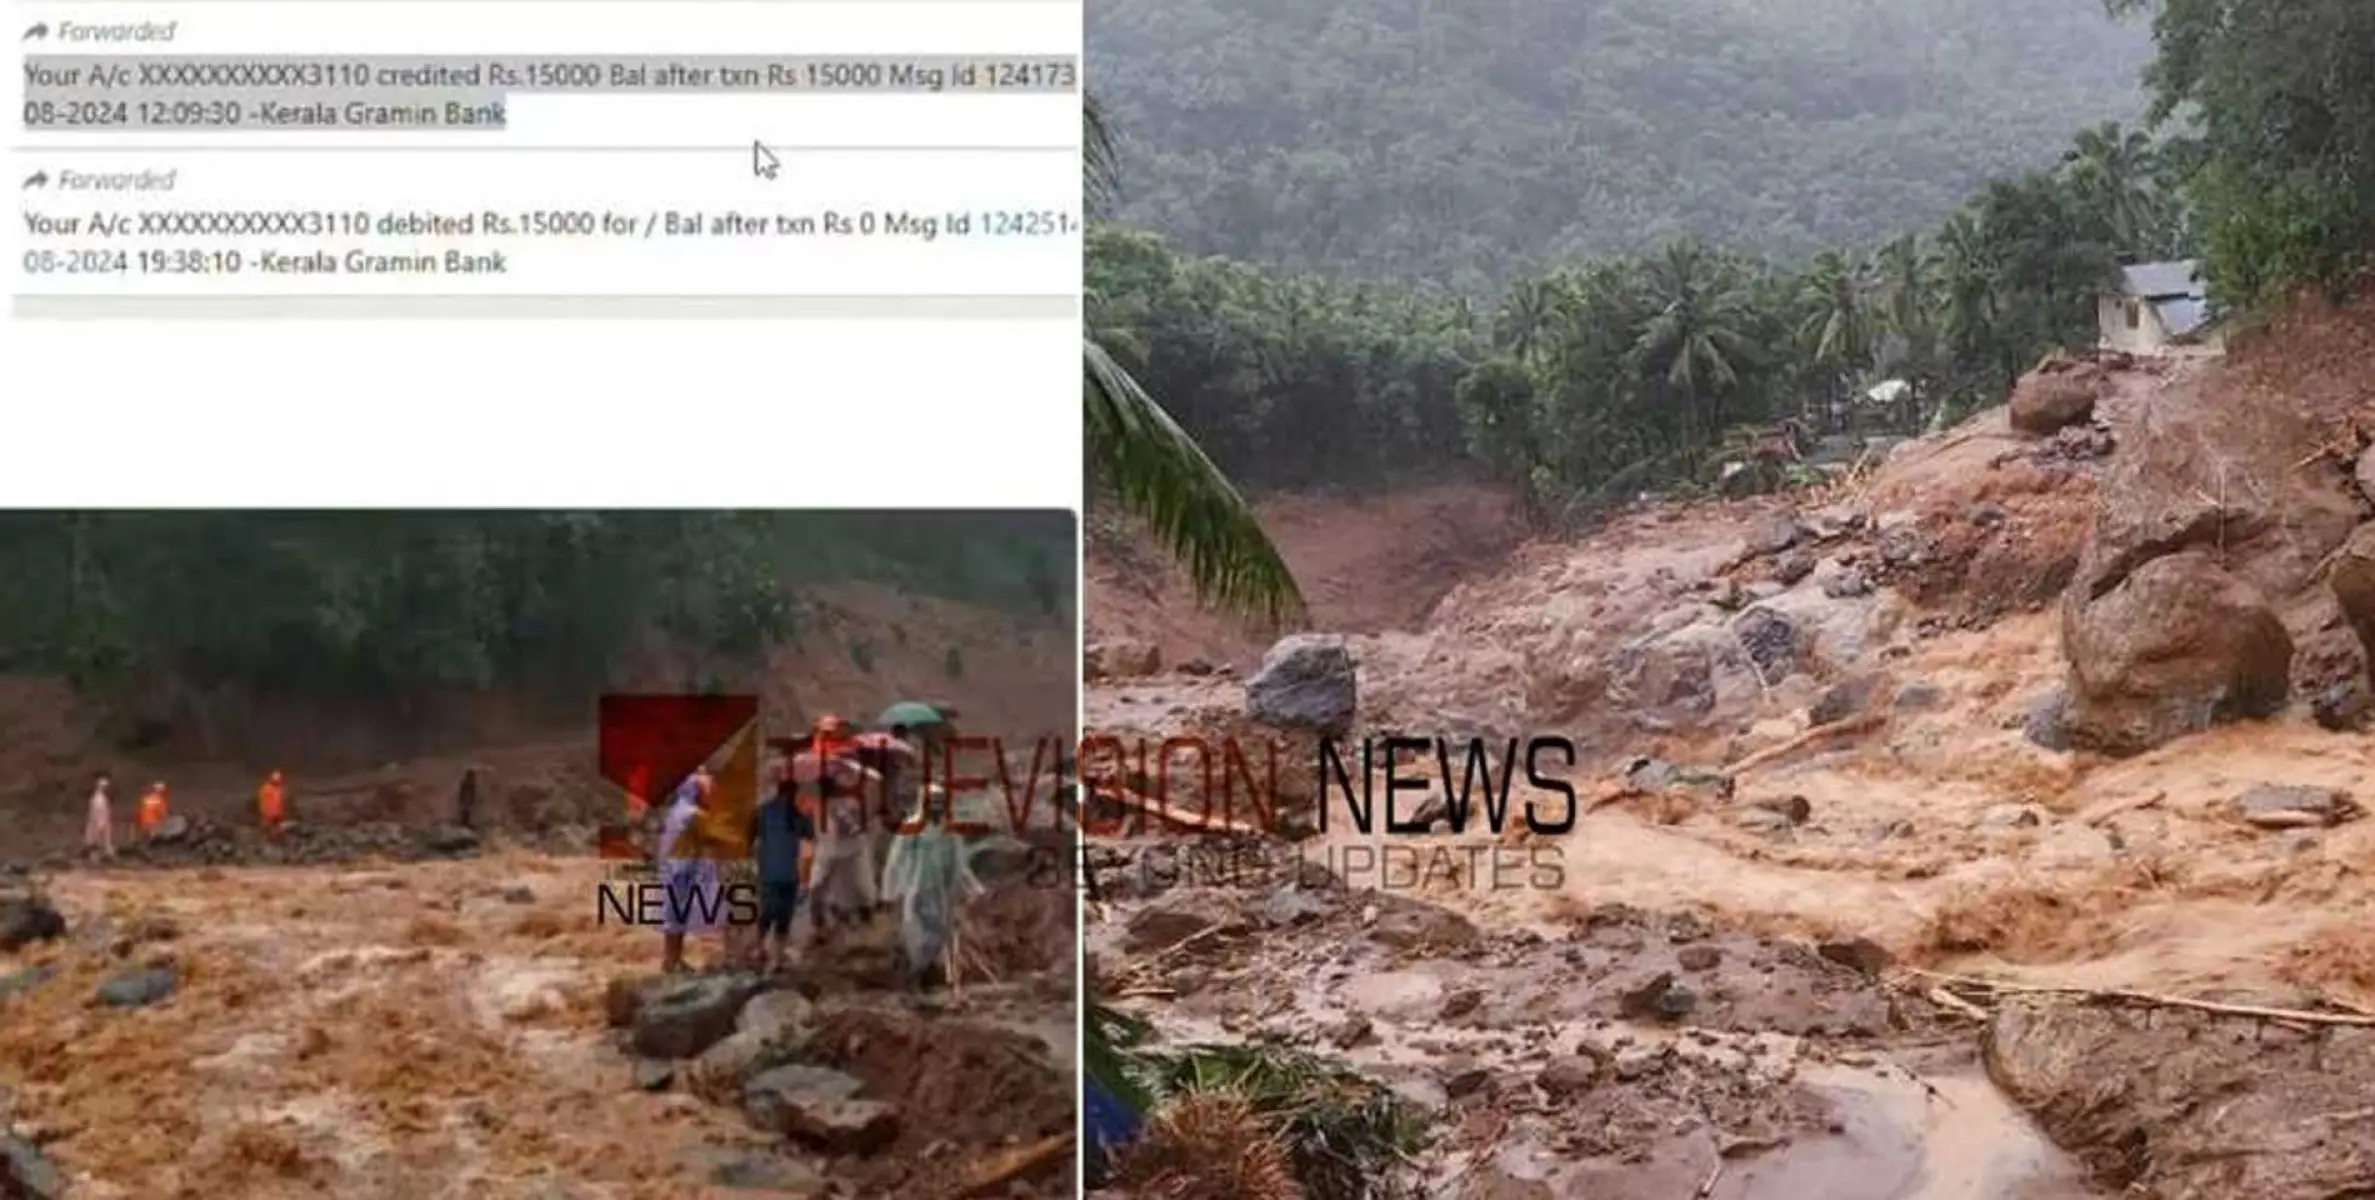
[
  {"left": 2, "top": 848, "right": 1074, "bottom": 1199},
  {"left": 1087, "top": 305, "right": 2375, "bottom": 1200}
]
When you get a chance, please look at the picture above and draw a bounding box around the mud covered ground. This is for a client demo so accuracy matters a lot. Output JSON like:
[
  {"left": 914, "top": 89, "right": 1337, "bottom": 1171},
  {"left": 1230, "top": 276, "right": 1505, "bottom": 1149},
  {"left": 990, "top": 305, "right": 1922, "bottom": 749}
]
[
  {"left": 0, "top": 844, "right": 1075, "bottom": 1200},
  {"left": 1086, "top": 299, "right": 2375, "bottom": 1199}
]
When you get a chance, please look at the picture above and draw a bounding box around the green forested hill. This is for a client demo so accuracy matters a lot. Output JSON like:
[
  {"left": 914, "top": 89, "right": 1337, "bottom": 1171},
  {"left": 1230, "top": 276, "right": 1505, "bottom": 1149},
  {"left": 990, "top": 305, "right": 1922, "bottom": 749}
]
[{"left": 1090, "top": 0, "right": 2152, "bottom": 286}]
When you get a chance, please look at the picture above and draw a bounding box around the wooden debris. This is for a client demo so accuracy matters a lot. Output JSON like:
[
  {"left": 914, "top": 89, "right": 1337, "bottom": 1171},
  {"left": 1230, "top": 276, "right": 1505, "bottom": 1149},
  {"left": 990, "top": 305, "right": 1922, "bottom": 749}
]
[{"left": 1723, "top": 712, "right": 1888, "bottom": 778}]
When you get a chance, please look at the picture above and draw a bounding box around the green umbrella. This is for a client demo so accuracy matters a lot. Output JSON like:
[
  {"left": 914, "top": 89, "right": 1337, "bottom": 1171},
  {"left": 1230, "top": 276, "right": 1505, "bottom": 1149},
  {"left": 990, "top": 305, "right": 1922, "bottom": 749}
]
[{"left": 875, "top": 701, "right": 947, "bottom": 730}]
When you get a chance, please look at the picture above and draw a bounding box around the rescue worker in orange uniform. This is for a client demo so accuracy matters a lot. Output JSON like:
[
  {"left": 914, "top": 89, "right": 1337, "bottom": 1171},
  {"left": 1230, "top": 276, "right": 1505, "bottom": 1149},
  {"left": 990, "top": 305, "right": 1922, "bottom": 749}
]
[
  {"left": 258, "top": 770, "right": 288, "bottom": 838},
  {"left": 136, "top": 782, "right": 169, "bottom": 839}
]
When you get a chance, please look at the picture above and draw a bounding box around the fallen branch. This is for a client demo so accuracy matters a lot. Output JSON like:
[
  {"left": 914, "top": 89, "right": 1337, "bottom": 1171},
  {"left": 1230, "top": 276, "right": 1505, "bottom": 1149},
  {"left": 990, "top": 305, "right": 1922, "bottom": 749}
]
[
  {"left": 1906, "top": 968, "right": 2375, "bottom": 1027},
  {"left": 1722, "top": 712, "right": 1888, "bottom": 778},
  {"left": 950, "top": 1132, "right": 1073, "bottom": 1198},
  {"left": 2081, "top": 791, "right": 2166, "bottom": 828},
  {"left": 1082, "top": 781, "right": 1262, "bottom": 837},
  {"left": 1926, "top": 986, "right": 1990, "bottom": 1021}
]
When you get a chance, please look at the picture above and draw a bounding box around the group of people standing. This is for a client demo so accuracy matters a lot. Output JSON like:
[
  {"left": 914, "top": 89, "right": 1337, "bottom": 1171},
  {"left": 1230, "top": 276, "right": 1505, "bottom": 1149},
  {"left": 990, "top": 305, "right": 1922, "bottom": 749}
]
[
  {"left": 80, "top": 770, "right": 288, "bottom": 858},
  {"left": 652, "top": 714, "right": 981, "bottom": 988}
]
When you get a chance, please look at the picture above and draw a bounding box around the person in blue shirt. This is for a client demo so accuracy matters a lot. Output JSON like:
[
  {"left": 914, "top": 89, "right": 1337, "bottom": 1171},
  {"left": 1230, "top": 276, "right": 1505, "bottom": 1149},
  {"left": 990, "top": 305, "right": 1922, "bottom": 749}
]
[{"left": 750, "top": 764, "right": 814, "bottom": 973}]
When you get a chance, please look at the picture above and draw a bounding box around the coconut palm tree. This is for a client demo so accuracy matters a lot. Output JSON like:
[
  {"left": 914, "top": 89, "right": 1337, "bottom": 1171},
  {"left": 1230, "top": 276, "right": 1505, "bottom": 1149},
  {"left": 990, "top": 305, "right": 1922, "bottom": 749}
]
[
  {"left": 1633, "top": 240, "right": 1760, "bottom": 447},
  {"left": 1083, "top": 94, "right": 1305, "bottom": 625}
]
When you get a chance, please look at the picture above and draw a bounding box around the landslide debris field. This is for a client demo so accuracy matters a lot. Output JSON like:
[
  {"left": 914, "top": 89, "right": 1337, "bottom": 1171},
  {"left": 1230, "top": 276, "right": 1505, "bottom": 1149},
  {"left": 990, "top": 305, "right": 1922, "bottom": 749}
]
[
  {"left": 1086, "top": 300, "right": 2375, "bottom": 1199},
  {"left": 0, "top": 585, "right": 1079, "bottom": 1200},
  {"left": 1, "top": 842, "right": 1075, "bottom": 1200}
]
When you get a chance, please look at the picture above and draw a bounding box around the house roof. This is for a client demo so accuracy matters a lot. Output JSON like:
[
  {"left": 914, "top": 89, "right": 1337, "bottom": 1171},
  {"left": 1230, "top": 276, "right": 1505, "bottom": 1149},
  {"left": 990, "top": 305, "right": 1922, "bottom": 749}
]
[{"left": 2115, "top": 260, "right": 2205, "bottom": 300}]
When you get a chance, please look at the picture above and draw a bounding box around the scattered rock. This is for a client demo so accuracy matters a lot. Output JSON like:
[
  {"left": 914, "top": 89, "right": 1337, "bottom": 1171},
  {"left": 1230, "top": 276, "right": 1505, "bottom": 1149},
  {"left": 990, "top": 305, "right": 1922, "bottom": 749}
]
[
  {"left": 2062, "top": 552, "right": 2293, "bottom": 756},
  {"left": 500, "top": 886, "right": 537, "bottom": 905},
  {"left": 1821, "top": 566, "right": 1875, "bottom": 599},
  {"left": 1676, "top": 944, "right": 1724, "bottom": 972},
  {"left": 96, "top": 965, "right": 178, "bottom": 1008},
  {"left": 736, "top": 990, "right": 814, "bottom": 1041},
  {"left": 630, "top": 974, "right": 768, "bottom": 1060},
  {"left": 633, "top": 1059, "right": 676, "bottom": 1092},
  {"left": 0, "top": 897, "right": 64, "bottom": 953},
  {"left": 1332, "top": 1015, "right": 1376, "bottom": 1050},
  {"left": 1440, "top": 989, "right": 1483, "bottom": 1021},
  {"left": 604, "top": 975, "right": 662, "bottom": 1028},
  {"left": 1733, "top": 807, "right": 1796, "bottom": 837},
  {"left": 2236, "top": 785, "right": 2356, "bottom": 830},
  {"left": 1616, "top": 971, "right": 1694, "bottom": 1020},
  {"left": 1978, "top": 805, "right": 2043, "bottom": 830},
  {"left": 423, "top": 826, "right": 481, "bottom": 855},
  {"left": 742, "top": 1064, "right": 900, "bottom": 1155},
  {"left": 150, "top": 815, "right": 191, "bottom": 844},
  {"left": 1084, "top": 639, "right": 1162, "bottom": 681},
  {"left": 1612, "top": 1045, "right": 1667, "bottom": 1081},
  {"left": 1123, "top": 903, "right": 1220, "bottom": 954},
  {"left": 2022, "top": 689, "right": 2074, "bottom": 751},
  {"left": 1256, "top": 889, "right": 1334, "bottom": 928},
  {"left": 1732, "top": 607, "right": 1802, "bottom": 684},
  {"left": 1816, "top": 937, "right": 1892, "bottom": 976},
  {"left": 1442, "top": 1067, "right": 1491, "bottom": 1099},
  {"left": 1809, "top": 675, "right": 1882, "bottom": 726},
  {"left": 2312, "top": 680, "right": 2372, "bottom": 732},
  {"left": 0, "top": 1134, "right": 64, "bottom": 1200},
  {"left": 0, "top": 965, "right": 55, "bottom": 1003},
  {"left": 1536, "top": 1054, "right": 1604, "bottom": 1100},
  {"left": 1745, "top": 515, "right": 1802, "bottom": 557},
  {"left": 2356, "top": 447, "right": 2375, "bottom": 509},
  {"left": 688, "top": 1027, "right": 803, "bottom": 1106},
  {"left": 1771, "top": 550, "right": 1816, "bottom": 586},
  {"left": 1894, "top": 680, "right": 1945, "bottom": 711},
  {"left": 705, "top": 1153, "right": 826, "bottom": 1193},
  {"left": 1245, "top": 635, "right": 1358, "bottom": 734},
  {"left": 1369, "top": 905, "right": 1479, "bottom": 952},
  {"left": 1964, "top": 502, "right": 2009, "bottom": 528}
]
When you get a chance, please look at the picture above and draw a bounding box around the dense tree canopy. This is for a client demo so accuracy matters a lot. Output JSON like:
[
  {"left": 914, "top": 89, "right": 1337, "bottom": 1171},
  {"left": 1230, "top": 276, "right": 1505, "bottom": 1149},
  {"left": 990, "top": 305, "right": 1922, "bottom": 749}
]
[
  {"left": 2110, "top": 0, "right": 2375, "bottom": 304},
  {"left": 0, "top": 512, "right": 1074, "bottom": 699},
  {"left": 1089, "top": 0, "right": 2153, "bottom": 287},
  {"left": 1091, "top": 121, "right": 2185, "bottom": 512}
]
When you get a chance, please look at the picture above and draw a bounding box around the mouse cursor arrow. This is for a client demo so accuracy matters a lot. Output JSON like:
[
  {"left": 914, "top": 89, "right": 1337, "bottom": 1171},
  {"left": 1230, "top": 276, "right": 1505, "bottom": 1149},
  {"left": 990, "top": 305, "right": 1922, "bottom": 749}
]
[{"left": 752, "top": 139, "right": 781, "bottom": 181}]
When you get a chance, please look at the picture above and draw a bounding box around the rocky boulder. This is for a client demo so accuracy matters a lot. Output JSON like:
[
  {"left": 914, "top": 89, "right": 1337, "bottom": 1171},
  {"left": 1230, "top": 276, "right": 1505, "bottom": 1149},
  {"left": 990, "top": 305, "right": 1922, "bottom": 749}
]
[
  {"left": 1, "top": 1135, "right": 65, "bottom": 1200},
  {"left": 629, "top": 973, "right": 768, "bottom": 1060},
  {"left": 2062, "top": 552, "right": 2292, "bottom": 756},
  {"left": 2008, "top": 355, "right": 2107, "bottom": 435},
  {"left": 2324, "top": 523, "right": 2375, "bottom": 675},
  {"left": 0, "top": 896, "right": 64, "bottom": 953},
  {"left": 1245, "top": 635, "right": 1358, "bottom": 734},
  {"left": 1985, "top": 998, "right": 2375, "bottom": 1199},
  {"left": 742, "top": 1064, "right": 900, "bottom": 1155},
  {"left": 96, "top": 965, "right": 178, "bottom": 1008},
  {"left": 1084, "top": 639, "right": 1162, "bottom": 681}
]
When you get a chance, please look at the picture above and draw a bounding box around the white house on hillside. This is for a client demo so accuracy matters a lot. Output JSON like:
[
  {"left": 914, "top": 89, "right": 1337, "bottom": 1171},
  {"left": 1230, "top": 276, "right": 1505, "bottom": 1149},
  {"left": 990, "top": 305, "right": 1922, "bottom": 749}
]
[{"left": 2099, "top": 259, "right": 2225, "bottom": 355}]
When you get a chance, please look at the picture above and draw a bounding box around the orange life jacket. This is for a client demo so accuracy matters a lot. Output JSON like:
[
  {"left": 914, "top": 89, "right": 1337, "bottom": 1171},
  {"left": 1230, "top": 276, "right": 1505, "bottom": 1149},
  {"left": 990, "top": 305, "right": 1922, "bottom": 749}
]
[
  {"left": 137, "top": 789, "right": 168, "bottom": 832},
  {"left": 259, "top": 780, "right": 286, "bottom": 824}
]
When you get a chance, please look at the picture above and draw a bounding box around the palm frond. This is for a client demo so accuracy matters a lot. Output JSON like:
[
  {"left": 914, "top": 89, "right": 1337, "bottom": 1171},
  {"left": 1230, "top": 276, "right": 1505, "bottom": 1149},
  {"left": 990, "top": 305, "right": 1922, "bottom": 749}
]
[
  {"left": 1085, "top": 338, "right": 1306, "bottom": 626},
  {"left": 1086, "top": 93, "right": 1122, "bottom": 220}
]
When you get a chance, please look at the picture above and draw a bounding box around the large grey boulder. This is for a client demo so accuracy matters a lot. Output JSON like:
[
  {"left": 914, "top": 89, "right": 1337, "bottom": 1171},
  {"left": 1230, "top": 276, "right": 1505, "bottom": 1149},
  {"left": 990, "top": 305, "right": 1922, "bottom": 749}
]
[{"left": 1246, "top": 635, "right": 1357, "bottom": 734}]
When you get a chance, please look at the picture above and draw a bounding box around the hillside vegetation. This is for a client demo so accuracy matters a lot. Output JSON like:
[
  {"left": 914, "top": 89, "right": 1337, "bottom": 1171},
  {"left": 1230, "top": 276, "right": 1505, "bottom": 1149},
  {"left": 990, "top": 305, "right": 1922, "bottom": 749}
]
[
  {"left": 0, "top": 511, "right": 1075, "bottom": 701},
  {"left": 1090, "top": 0, "right": 2152, "bottom": 287}
]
